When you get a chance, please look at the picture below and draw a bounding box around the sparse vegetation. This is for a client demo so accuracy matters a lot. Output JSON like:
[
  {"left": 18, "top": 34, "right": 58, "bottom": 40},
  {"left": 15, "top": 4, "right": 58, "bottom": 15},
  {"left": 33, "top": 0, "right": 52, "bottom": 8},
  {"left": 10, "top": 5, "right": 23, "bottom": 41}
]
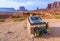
[
  {"left": 13, "top": 18, "right": 25, "bottom": 22},
  {"left": 0, "top": 19, "right": 5, "bottom": 22},
  {"left": 55, "top": 15, "right": 60, "bottom": 19}
]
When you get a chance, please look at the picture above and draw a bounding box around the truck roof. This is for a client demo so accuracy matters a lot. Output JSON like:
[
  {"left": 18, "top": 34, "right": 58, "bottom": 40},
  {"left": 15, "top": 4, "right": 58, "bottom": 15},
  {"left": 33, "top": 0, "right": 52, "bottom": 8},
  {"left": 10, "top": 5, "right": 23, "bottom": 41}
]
[{"left": 28, "top": 16, "right": 46, "bottom": 25}]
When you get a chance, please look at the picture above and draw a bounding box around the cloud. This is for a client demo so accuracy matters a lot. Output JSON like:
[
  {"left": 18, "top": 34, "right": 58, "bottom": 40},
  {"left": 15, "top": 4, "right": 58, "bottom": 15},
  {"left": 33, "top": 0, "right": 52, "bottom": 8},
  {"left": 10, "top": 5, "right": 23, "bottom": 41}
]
[
  {"left": 0, "top": 0, "right": 36, "bottom": 9},
  {"left": 0, "top": 0, "right": 60, "bottom": 10}
]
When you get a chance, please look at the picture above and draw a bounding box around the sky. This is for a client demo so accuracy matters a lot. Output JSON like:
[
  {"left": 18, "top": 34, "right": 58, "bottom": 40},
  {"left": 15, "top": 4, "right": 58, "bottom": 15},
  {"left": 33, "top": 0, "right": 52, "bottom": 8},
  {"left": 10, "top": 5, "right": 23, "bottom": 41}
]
[{"left": 0, "top": 0, "right": 60, "bottom": 10}]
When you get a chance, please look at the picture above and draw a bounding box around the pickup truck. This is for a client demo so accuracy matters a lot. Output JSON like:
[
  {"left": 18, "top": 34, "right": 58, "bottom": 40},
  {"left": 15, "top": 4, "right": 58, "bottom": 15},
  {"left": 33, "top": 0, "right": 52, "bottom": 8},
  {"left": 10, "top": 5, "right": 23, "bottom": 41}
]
[{"left": 27, "top": 16, "right": 49, "bottom": 37}]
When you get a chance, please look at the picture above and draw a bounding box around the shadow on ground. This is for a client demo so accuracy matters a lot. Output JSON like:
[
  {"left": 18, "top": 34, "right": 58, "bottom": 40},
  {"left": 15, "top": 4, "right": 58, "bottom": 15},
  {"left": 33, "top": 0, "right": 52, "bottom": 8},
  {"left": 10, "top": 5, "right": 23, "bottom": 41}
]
[{"left": 40, "top": 27, "right": 60, "bottom": 39}]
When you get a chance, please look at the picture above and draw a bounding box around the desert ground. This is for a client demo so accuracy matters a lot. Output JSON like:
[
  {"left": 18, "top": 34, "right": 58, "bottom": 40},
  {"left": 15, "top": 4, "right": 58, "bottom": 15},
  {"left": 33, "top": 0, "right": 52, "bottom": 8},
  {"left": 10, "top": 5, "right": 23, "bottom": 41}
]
[{"left": 0, "top": 19, "right": 60, "bottom": 41}]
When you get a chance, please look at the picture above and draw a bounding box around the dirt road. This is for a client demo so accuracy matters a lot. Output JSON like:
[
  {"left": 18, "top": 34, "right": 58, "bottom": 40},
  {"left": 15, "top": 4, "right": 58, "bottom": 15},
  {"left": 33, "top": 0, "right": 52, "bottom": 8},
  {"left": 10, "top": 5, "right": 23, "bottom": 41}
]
[{"left": 0, "top": 19, "right": 60, "bottom": 41}]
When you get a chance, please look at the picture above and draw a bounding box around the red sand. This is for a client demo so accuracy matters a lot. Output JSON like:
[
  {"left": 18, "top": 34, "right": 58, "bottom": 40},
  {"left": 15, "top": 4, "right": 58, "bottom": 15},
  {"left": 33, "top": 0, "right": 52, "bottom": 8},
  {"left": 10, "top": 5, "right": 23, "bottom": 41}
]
[{"left": 0, "top": 19, "right": 60, "bottom": 41}]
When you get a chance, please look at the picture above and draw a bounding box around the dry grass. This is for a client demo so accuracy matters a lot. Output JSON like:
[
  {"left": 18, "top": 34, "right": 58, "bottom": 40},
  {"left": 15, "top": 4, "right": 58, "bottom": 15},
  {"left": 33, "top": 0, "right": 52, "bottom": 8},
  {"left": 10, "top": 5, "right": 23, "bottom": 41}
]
[
  {"left": 55, "top": 15, "right": 60, "bottom": 19},
  {"left": 13, "top": 18, "right": 25, "bottom": 22}
]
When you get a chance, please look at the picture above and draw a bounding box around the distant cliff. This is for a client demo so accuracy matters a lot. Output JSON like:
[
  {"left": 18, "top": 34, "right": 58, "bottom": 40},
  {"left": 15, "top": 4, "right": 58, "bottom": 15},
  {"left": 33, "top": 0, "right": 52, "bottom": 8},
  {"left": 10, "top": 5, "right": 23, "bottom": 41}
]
[
  {"left": 0, "top": 8, "right": 15, "bottom": 11},
  {"left": 0, "top": 6, "right": 27, "bottom": 11},
  {"left": 17, "top": 6, "right": 27, "bottom": 11},
  {"left": 47, "top": 1, "right": 60, "bottom": 9}
]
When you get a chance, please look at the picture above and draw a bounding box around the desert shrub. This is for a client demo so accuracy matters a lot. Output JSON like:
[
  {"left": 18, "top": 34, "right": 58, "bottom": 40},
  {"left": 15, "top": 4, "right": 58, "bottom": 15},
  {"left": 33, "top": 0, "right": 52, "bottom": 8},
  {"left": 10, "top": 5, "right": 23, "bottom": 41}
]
[
  {"left": 0, "top": 19, "right": 5, "bottom": 22},
  {"left": 46, "top": 22, "right": 49, "bottom": 29}
]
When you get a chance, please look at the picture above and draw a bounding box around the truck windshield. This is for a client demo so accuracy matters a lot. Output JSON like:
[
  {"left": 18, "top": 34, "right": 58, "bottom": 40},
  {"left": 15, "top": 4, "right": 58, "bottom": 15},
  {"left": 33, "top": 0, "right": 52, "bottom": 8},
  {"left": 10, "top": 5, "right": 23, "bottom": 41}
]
[{"left": 31, "top": 17, "right": 39, "bottom": 20}]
